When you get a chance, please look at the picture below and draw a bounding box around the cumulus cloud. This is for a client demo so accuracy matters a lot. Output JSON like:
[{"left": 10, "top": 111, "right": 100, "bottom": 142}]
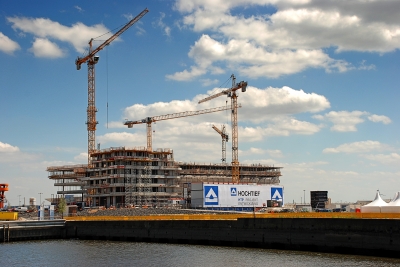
[
  {"left": 74, "top": 152, "right": 88, "bottom": 162},
  {"left": 368, "top": 114, "right": 391, "bottom": 124},
  {"left": 200, "top": 78, "right": 219, "bottom": 87},
  {"left": 261, "top": 117, "right": 321, "bottom": 137},
  {"left": 0, "top": 141, "right": 20, "bottom": 152},
  {"left": 323, "top": 140, "right": 390, "bottom": 154},
  {"left": 121, "top": 85, "right": 329, "bottom": 125},
  {"left": 314, "top": 111, "right": 391, "bottom": 132},
  {"left": 0, "top": 141, "right": 41, "bottom": 164},
  {"left": 97, "top": 132, "right": 144, "bottom": 144},
  {"left": 7, "top": 16, "right": 113, "bottom": 54},
  {"left": 29, "top": 38, "right": 65, "bottom": 58},
  {"left": 168, "top": 0, "right": 400, "bottom": 80},
  {"left": 314, "top": 110, "right": 366, "bottom": 132},
  {"left": 168, "top": 34, "right": 348, "bottom": 80},
  {"left": 0, "top": 32, "right": 20, "bottom": 54},
  {"left": 362, "top": 153, "right": 400, "bottom": 165},
  {"left": 101, "top": 85, "right": 327, "bottom": 153}
]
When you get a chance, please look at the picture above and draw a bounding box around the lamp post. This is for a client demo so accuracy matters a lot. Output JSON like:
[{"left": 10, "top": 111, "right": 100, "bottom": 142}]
[
  {"left": 39, "top": 193, "right": 43, "bottom": 206},
  {"left": 303, "top": 190, "right": 305, "bottom": 204},
  {"left": 18, "top": 195, "right": 21, "bottom": 207}
]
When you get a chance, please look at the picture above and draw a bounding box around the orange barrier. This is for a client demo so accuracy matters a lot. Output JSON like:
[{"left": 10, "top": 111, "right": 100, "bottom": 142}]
[{"left": 64, "top": 212, "right": 400, "bottom": 221}]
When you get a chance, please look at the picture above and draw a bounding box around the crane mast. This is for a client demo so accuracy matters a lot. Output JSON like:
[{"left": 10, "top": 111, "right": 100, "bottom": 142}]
[
  {"left": 75, "top": 8, "right": 149, "bottom": 166},
  {"left": 124, "top": 104, "right": 241, "bottom": 151},
  {"left": 198, "top": 74, "right": 247, "bottom": 183},
  {"left": 212, "top": 125, "right": 228, "bottom": 164}
]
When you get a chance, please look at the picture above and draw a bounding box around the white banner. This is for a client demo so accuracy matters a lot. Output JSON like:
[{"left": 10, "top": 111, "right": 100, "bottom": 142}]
[{"left": 203, "top": 184, "right": 284, "bottom": 208}]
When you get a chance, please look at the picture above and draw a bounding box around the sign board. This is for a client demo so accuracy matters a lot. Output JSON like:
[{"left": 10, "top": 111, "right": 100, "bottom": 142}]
[
  {"left": 201, "top": 184, "right": 284, "bottom": 208},
  {"left": 50, "top": 205, "right": 55, "bottom": 220}
]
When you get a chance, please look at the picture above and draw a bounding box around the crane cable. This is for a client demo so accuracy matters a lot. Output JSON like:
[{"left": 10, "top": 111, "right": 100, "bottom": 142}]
[{"left": 106, "top": 45, "right": 109, "bottom": 128}]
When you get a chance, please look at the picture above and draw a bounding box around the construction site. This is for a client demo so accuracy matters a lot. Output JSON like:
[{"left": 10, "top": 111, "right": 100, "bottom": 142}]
[{"left": 46, "top": 8, "right": 283, "bottom": 209}]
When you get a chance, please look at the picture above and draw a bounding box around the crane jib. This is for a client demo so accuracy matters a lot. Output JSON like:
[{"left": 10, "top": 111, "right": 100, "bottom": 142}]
[{"left": 75, "top": 8, "right": 149, "bottom": 69}]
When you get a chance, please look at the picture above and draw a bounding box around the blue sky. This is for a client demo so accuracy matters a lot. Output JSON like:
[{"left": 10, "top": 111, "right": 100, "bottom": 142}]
[{"left": 1, "top": 0, "right": 399, "bottom": 206}]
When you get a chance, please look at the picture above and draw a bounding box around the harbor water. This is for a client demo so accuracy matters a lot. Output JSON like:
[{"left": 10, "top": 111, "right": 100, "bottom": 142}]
[{"left": 2, "top": 240, "right": 400, "bottom": 267}]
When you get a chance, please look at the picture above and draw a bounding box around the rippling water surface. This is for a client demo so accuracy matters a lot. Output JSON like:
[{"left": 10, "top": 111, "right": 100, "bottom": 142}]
[{"left": 2, "top": 240, "right": 400, "bottom": 267}]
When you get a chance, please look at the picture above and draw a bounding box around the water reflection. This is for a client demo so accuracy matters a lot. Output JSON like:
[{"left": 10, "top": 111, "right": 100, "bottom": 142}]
[{"left": 2, "top": 240, "right": 400, "bottom": 267}]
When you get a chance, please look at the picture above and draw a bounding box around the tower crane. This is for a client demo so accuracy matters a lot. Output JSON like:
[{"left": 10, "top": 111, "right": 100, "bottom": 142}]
[
  {"left": 212, "top": 125, "right": 228, "bottom": 164},
  {"left": 75, "top": 8, "right": 149, "bottom": 165},
  {"left": 0, "top": 183, "right": 8, "bottom": 209},
  {"left": 124, "top": 104, "right": 241, "bottom": 152},
  {"left": 198, "top": 74, "right": 247, "bottom": 184}
]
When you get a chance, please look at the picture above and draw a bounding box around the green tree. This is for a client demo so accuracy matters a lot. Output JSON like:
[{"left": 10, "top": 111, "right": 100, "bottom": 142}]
[{"left": 57, "top": 197, "right": 66, "bottom": 218}]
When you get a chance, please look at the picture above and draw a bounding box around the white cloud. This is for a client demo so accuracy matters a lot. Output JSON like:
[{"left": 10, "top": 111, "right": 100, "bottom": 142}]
[
  {"left": 241, "top": 86, "right": 330, "bottom": 119},
  {"left": 200, "top": 78, "right": 219, "bottom": 86},
  {"left": 267, "top": 149, "right": 284, "bottom": 158},
  {"left": 7, "top": 16, "right": 113, "bottom": 54},
  {"left": 169, "top": 0, "right": 400, "bottom": 80},
  {"left": 102, "top": 85, "right": 327, "bottom": 149},
  {"left": 357, "top": 60, "right": 376, "bottom": 70},
  {"left": 177, "top": 0, "right": 400, "bottom": 52},
  {"left": 368, "top": 114, "right": 391, "bottom": 124},
  {"left": 74, "top": 152, "right": 88, "bottom": 162},
  {"left": 263, "top": 117, "right": 321, "bottom": 136},
  {"left": 0, "top": 142, "right": 40, "bottom": 163},
  {"left": 0, "top": 142, "right": 20, "bottom": 152},
  {"left": 154, "top": 12, "right": 171, "bottom": 37},
  {"left": 241, "top": 147, "right": 267, "bottom": 156},
  {"left": 166, "top": 65, "right": 206, "bottom": 81},
  {"left": 0, "top": 32, "right": 20, "bottom": 54},
  {"left": 168, "top": 34, "right": 348, "bottom": 80},
  {"left": 29, "top": 38, "right": 65, "bottom": 58},
  {"left": 97, "top": 132, "right": 144, "bottom": 145},
  {"left": 74, "top": 6, "right": 84, "bottom": 13},
  {"left": 314, "top": 110, "right": 366, "bottom": 132},
  {"left": 118, "top": 85, "right": 329, "bottom": 126},
  {"left": 323, "top": 140, "right": 390, "bottom": 154},
  {"left": 362, "top": 153, "right": 400, "bottom": 165},
  {"left": 315, "top": 111, "right": 392, "bottom": 132}
]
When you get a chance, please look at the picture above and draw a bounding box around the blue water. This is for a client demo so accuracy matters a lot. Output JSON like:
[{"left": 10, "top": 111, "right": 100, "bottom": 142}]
[{"left": 2, "top": 240, "right": 400, "bottom": 267}]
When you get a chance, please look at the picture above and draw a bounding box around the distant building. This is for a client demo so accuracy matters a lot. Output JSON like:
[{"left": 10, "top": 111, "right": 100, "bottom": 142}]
[{"left": 310, "top": 191, "right": 328, "bottom": 209}]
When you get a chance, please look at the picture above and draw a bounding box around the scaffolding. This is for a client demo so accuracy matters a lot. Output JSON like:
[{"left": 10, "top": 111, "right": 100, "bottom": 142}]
[
  {"left": 47, "top": 147, "right": 282, "bottom": 208},
  {"left": 177, "top": 162, "right": 281, "bottom": 184}
]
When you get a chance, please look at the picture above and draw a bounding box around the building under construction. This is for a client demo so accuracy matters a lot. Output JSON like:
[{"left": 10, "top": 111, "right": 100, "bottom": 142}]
[{"left": 47, "top": 146, "right": 282, "bottom": 208}]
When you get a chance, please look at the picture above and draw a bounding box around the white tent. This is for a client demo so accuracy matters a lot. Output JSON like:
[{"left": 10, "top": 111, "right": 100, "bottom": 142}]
[
  {"left": 381, "top": 191, "right": 400, "bottom": 213},
  {"left": 361, "top": 190, "right": 388, "bottom": 213},
  {"left": 388, "top": 192, "right": 400, "bottom": 205}
]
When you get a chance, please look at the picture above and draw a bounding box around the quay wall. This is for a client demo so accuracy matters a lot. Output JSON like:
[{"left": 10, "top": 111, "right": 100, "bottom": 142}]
[
  {"left": 0, "top": 220, "right": 66, "bottom": 242},
  {"left": 65, "top": 217, "right": 400, "bottom": 258},
  {"left": 2, "top": 217, "right": 400, "bottom": 258}
]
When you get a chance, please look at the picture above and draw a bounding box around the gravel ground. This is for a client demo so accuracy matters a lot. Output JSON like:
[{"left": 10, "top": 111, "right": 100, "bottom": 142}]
[
  {"left": 16, "top": 207, "right": 241, "bottom": 220},
  {"left": 76, "top": 207, "right": 240, "bottom": 217}
]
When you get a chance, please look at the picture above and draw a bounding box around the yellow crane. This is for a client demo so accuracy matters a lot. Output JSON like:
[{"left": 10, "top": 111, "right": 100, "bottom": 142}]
[
  {"left": 75, "top": 8, "right": 149, "bottom": 165},
  {"left": 212, "top": 125, "right": 228, "bottom": 164},
  {"left": 198, "top": 74, "right": 247, "bottom": 183},
  {"left": 124, "top": 104, "right": 241, "bottom": 152}
]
